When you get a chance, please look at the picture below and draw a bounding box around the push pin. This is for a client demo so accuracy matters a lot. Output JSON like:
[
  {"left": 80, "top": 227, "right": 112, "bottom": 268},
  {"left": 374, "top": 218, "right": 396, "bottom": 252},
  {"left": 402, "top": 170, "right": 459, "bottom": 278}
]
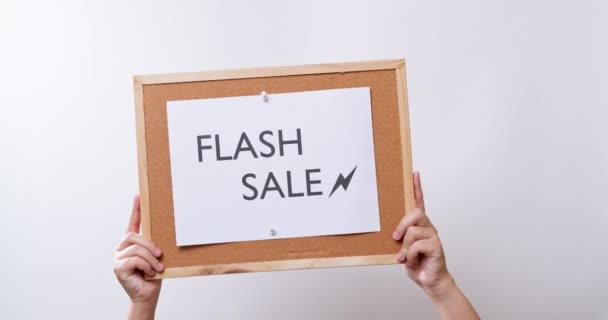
[
  {"left": 269, "top": 228, "right": 277, "bottom": 236},
  {"left": 261, "top": 91, "right": 269, "bottom": 102}
]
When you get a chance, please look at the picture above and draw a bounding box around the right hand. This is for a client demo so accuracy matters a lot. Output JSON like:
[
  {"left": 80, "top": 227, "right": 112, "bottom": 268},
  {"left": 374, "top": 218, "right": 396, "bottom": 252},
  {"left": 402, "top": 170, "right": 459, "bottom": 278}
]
[{"left": 113, "top": 195, "right": 164, "bottom": 304}]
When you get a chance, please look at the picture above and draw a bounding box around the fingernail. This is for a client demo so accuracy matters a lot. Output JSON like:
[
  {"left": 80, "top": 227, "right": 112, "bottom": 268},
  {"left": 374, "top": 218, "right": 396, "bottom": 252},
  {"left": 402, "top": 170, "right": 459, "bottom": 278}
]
[
  {"left": 154, "top": 248, "right": 162, "bottom": 257},
  {"left": 397, "top": 250, "right": 406, "bottom": 262},
  {"left": 155, "top": 263, "right": 164, "bottom": 271},
  {"left": 392, "top": 231, "right": 399, "bottom": 240}
]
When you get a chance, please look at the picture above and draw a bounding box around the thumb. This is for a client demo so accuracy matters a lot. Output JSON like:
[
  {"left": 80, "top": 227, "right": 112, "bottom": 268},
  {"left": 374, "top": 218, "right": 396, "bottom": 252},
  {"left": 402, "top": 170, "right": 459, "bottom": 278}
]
[{"left": 127, "top": 194, "right": 141, "bottom": 233}]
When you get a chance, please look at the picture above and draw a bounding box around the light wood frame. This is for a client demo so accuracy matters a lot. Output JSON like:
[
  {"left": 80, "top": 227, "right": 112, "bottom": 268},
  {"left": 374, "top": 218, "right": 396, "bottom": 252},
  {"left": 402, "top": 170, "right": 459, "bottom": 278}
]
[{"left": 133, "top": 59, "right": 413, "bottom": 279}]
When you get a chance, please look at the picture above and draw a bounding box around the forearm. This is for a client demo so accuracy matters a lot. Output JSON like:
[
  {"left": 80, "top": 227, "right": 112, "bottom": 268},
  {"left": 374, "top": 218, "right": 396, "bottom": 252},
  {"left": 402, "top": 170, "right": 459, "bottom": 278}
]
[
  {"left": 425, "top": 275, "right": 480, "bottom": 320},
  {"left": 127, "top": 301, "right": 157, "bottom": 320}
]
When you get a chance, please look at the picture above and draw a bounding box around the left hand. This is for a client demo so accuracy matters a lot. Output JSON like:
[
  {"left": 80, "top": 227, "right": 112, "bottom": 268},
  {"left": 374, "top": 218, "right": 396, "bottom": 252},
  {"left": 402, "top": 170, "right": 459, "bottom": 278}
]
[{"left": 392, "top": 172, "right": 452, "bottom": 293}]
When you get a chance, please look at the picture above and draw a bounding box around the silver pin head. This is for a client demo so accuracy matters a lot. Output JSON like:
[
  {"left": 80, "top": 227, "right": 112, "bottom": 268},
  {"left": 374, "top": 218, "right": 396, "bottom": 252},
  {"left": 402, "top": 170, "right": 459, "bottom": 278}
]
[
  {"left": 269, "top": 228, "right": 277, "bottom": 236},
  {"left": 261, "top": 91, "right": 269, "bottom": 102}
]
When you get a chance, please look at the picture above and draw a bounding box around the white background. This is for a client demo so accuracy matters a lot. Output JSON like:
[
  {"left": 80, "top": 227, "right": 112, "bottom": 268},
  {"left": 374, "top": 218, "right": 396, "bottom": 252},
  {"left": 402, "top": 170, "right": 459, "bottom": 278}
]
[
  {"left": 0, "top": 1, "right": 606, "bottom": 319},
  {"left": 167, "top": 88, "right": 380, "bottom": 245}
]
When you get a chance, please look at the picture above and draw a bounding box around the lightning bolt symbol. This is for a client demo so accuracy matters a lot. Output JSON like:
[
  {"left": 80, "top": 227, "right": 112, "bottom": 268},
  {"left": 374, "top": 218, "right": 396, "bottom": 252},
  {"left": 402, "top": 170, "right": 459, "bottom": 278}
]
[{"left": 329, "top": 166, "right": 358, "bottom": 197}]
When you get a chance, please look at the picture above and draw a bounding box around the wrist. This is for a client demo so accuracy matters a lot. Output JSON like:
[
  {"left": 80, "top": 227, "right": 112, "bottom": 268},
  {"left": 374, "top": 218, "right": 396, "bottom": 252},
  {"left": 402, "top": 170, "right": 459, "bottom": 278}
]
[
  {"left": 422, "top": 273, "right": 458, "bottom": 303},
  {"left": 422, "top": 274, "right": 480, "bottom": 320},
  {"left": 128, "top": 301, "right": 157, "bottom": 320}
]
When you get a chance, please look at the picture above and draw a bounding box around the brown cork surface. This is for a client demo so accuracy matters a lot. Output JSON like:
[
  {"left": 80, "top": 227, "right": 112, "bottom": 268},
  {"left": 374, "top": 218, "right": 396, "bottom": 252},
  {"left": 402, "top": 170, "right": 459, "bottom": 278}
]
[{"left": 142, "top": 69, "right": 411, "bottom": 268}]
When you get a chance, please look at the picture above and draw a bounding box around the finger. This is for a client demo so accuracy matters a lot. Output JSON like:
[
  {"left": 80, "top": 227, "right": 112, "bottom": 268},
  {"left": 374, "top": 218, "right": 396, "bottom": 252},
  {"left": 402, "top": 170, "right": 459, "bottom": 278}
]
[
  {"left": 115, "top": 244, "right": 164, "bottom": 272},
  {"left": 396, "top": 226, "right": 436, "bottom": 262},
  {"left": 392, "top": 208, "right": 431, "bottom": 241},
  {"left": 116, "top": 232, "right": 161, "bottom": 257},
  {"left": 402, "top": 226, "right": 436, "bottom": 250},
  {"left": 127, "top": 194, "right": 141, "bottom": 234},
  {"left": 406, "top": 238, "right": 440, "bottom": 268},
  {"left": 114, "top": 256, "right": 156, "bottom": 279},
  {"left": 413, "top": 172, "right": 425, "bottom": 211}
]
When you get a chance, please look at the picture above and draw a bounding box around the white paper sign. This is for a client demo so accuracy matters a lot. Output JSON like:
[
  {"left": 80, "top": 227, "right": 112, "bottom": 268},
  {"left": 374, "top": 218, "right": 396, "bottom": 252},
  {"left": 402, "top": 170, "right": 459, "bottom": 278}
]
[{"left": 166, "top": 87, "right": 380, "bottom": 246}]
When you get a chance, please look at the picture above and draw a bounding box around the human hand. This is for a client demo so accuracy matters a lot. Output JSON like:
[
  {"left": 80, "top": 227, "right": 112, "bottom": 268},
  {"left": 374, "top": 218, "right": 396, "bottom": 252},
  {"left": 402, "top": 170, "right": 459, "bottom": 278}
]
[
  {"left": 392, "top": 173, "right": 480, "bottom": 319},
  {"left": 113, "top": 195, "right": 163, "bottom": 319},
  {"left": 393, "top": 172, "right": 452, "bottom": 294}
]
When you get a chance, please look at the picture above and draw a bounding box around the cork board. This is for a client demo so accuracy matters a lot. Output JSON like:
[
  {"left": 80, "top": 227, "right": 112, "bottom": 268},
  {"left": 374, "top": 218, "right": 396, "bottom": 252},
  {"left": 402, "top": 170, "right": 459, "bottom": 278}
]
[{"left": 134, "top": 59, "right": 414, "bottom": 279}]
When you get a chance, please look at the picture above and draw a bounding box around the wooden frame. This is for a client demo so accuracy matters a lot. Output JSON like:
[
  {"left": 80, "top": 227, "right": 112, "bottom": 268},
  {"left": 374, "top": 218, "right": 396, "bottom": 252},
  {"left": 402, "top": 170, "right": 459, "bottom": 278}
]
[{"left": 134, "top": 59, "right": 413, "bottom": 279}]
